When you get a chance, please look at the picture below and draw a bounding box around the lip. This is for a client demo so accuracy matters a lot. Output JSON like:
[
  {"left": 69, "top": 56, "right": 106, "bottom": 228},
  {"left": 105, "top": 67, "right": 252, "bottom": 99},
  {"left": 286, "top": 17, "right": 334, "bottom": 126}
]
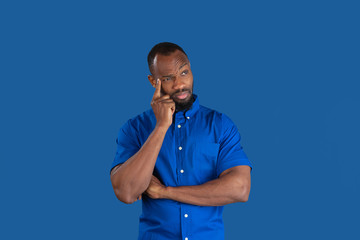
[{"left": 175, "top": 92, "right": 189, "bottom": 100}]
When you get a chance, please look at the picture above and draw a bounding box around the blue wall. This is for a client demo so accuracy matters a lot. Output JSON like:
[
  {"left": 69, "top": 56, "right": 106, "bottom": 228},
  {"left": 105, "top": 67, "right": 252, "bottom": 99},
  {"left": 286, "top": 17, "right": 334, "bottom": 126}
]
[{"left": 1, "top": 1, "right": 359, "bottom": 239}]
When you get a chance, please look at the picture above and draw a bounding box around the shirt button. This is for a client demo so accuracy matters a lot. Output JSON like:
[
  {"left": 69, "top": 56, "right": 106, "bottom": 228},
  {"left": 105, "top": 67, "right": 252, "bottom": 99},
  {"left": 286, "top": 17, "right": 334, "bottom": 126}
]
[
  {"left": 186, "top": 116, "right": 190, "bottom": 119},
  {"left": 185, "top": 238, "right": 188, "bottom": 240},
  {"left": 180, "top": 169, "right": 184, "bottom": 173},
  {"left": 178, "top": 146, "right": 182, "bottom": 150},
  {"left": 184, "top": 214, "right": 188, "bottom": 218},
  {"left": 178, "top": 124, "right": 181, "bottom": 128}
]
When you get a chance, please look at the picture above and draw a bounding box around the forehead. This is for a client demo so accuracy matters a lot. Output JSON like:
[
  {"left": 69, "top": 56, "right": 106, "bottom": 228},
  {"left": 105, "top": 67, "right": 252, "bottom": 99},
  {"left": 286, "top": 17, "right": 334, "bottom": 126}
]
[{"left": 153, "top": 50, "right": 189, "bottom": 75}]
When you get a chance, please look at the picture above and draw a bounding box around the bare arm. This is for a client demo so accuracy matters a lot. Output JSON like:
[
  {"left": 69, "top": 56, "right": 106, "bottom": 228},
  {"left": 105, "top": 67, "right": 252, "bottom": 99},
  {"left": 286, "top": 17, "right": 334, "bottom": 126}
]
[
  {"left": 145, "top": 165, "right": 251, "bottom": 206},
  {"left": 110, "top": 79, "right": 175, "bottom": 204}
]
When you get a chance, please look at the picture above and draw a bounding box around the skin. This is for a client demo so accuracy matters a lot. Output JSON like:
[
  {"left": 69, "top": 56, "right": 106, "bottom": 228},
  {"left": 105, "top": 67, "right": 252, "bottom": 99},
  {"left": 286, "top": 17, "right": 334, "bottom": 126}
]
[
  {"left": 146, "top": 165, "right": 251, "bottom": 206},
  {"left": 110, "top": 79, "right": 174, "bottom": 204},
  {"left": 147, "top": 50, "right": 194, "bottom": 110},
  {"left": 110, "top": 50, "right": 251, "bottom": 206}
]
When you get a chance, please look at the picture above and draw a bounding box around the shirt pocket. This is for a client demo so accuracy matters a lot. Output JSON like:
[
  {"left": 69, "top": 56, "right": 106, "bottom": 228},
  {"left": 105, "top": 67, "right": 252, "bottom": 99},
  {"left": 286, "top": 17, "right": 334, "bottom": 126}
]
[{"left": 193, "top": 142, "right": 220, "bottom": 183}]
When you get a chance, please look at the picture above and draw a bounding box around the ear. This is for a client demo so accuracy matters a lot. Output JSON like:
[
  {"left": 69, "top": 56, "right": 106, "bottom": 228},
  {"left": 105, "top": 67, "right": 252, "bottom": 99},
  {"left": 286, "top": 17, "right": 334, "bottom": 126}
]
[{"left": 148, "top": 75, "right": 156, "bottom": 88}]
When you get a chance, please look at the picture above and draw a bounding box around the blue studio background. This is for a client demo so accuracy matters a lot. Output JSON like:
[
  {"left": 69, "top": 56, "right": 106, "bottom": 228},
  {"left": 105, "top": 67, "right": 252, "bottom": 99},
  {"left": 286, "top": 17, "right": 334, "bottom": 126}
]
[{"left": 1, "top": 0, "right": 359, "bottom": 239}]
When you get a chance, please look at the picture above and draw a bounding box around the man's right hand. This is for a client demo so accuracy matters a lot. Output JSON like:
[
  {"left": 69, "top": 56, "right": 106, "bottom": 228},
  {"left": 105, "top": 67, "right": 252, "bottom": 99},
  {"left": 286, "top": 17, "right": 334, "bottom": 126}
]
[{"left": 151, "top": 79, "right": 175, "bottom": 129}]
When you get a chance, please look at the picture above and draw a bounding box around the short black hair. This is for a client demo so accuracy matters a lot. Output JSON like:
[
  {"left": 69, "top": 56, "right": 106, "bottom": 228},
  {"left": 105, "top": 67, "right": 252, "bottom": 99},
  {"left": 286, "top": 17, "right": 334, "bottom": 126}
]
[{"left": 147, "top": 42, "right": 188, "bottom": 74}]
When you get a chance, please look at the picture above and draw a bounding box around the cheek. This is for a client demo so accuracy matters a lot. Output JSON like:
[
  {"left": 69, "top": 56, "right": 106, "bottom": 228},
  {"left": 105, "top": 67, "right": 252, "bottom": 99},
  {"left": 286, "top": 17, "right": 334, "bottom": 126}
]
[{"left": 160, "top": 84, "right": 172, "bottom": 95}]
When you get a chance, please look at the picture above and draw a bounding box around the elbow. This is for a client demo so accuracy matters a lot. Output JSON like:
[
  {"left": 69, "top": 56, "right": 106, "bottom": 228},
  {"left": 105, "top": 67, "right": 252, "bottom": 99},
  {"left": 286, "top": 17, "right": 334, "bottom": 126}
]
[
  {"left": 111, "top": 172, "right": 138, "bottom": 204},
  {"left": 238, "top": 193, "right": 249, "bottom": 202},
  {"left": 111, "top": 179, "right": 137, "bottom": 204},
  {"left": 114, "top": 188, "right": 137, "bottom": 204},
  {"left": 234, "top": 184, "right": 251, "bottom": 203},
  {"left": 110, "top": 169, "right": 148, "bottom": 204}
]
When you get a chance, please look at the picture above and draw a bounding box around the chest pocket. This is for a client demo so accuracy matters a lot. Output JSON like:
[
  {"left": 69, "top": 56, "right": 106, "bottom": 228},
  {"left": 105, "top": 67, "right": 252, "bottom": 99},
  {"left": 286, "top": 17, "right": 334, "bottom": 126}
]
[{"left": 193, "top": 142, "right": 220, "bottom": 184}]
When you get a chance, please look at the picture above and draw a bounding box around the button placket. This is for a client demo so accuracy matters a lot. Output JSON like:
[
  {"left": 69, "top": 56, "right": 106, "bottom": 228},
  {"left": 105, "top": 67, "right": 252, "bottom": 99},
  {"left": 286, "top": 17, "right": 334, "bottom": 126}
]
[
  {"left": 181, "top": 205, "right": 190, "bottom": 240},
  {"left": 176, "top": 117, "right": 186, "bottom": 185}
]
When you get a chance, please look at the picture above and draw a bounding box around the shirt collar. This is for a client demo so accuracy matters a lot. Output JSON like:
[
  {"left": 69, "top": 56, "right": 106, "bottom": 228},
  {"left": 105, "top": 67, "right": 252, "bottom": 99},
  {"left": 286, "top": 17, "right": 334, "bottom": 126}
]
[{"left": 175, "top": 94, "right": 199, "bottom": 119}]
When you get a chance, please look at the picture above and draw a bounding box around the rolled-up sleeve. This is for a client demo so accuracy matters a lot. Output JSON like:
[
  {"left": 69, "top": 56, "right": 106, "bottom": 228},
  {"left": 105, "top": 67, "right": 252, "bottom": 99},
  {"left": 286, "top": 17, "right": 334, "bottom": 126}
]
[
  {"left": 216, "top": 114, "right": 252, "bottom": 176},
  {"left": 110, "top": 119, "right": 141, "bottom": 173}
]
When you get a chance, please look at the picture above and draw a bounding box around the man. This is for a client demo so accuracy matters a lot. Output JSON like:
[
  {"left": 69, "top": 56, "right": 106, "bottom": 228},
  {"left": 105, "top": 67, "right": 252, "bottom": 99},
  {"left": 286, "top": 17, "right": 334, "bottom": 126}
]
[{"left": 110, "top": 42, "right": 252, "bottom": 240}]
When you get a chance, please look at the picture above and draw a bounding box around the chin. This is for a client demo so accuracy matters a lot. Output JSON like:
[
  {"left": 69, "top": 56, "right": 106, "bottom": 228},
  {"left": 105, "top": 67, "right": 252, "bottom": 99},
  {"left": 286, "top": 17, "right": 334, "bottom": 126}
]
[{"left": 174, "top": 94, "right": 194, "bottom": 111}]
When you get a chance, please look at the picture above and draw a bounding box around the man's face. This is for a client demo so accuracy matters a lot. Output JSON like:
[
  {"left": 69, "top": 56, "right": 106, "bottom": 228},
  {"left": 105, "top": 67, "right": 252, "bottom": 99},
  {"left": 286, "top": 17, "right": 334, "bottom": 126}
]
[{"left": 149, "top": 50, "right": 194, "bottom": 111}]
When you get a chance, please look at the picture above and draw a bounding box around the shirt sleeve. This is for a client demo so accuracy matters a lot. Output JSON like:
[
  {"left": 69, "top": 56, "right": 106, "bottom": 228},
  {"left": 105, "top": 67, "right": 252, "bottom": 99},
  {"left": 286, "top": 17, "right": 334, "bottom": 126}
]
[
  {"left": 110, "top": 119, "right": 141, "bottom": 173},
  {"left": 216, "top": 114, "right": 252, "bottom": 176}
]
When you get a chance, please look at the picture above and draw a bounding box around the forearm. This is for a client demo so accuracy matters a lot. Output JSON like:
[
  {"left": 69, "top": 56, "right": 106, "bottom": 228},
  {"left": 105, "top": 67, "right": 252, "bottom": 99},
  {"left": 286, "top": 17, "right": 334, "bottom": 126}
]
[
  {"left": 111, "top": 126, "right": 168, "bottom": 203},
  {"left": 162, "top": 170, "right": 250, "bottom": 206}
]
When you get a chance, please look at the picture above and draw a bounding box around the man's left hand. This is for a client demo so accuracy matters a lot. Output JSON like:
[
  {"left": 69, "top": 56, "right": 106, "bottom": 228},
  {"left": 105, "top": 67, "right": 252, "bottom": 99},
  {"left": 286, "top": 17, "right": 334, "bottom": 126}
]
[{"left": 145, "top": 175, "right": 166, "bottom": 199}]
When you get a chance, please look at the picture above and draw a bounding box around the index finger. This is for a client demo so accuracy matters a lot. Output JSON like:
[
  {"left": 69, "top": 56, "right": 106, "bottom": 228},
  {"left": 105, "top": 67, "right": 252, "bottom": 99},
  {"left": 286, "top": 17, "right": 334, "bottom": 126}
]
[{"left": 152, "top": 78, "right": 161, "bottom": 100}]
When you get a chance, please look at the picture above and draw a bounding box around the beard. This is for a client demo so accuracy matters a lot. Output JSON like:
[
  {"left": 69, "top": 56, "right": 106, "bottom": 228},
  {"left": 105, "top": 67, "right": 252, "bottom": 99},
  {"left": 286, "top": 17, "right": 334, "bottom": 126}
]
[
  {"left": 174, "top": 93, "right": 195, "bottom": 112},
  {"left": 161, "top": 88, "right": 195, "bottom": 112}
]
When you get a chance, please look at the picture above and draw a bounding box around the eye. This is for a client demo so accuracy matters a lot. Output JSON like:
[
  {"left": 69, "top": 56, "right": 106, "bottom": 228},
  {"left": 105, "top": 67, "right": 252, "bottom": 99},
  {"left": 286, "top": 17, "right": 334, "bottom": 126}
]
[
  {"left": 162, "top": 77, "right": 171, "bottom": 82},
  {"left": 181, "top": 70, "right": 189, "bottom": 76}
]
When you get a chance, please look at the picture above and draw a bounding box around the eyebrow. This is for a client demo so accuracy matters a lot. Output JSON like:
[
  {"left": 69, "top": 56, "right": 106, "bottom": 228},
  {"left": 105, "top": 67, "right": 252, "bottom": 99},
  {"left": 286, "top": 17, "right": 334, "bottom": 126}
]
[
  {"left": 179, "top": 62, "right": 188, "bottom": 70},
  {"left": 162, "top": 63, "right": 189, "bottom": 78}
]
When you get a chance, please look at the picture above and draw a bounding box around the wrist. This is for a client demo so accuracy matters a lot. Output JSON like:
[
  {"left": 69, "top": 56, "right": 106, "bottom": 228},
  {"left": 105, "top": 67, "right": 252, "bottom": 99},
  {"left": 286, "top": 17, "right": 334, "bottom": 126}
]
[
  {"left": 154, "top": 124, "right": 170, "bottom": 134},
  {"left": 162, "top": 186, "right": 173, "bottom": 199}
]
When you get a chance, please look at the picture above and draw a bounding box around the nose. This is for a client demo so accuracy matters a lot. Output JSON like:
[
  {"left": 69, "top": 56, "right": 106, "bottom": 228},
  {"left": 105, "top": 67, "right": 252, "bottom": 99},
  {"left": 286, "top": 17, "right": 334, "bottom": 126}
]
[{"left": 172, "top": 76, "right": 185, "bottom": 90}]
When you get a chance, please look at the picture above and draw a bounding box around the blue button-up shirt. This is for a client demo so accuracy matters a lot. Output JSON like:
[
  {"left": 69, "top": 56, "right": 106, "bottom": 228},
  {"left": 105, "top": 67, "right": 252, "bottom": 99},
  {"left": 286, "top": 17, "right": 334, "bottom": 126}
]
[{"left": 111, "top": 94, "right": 252, "bottom": 240}]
